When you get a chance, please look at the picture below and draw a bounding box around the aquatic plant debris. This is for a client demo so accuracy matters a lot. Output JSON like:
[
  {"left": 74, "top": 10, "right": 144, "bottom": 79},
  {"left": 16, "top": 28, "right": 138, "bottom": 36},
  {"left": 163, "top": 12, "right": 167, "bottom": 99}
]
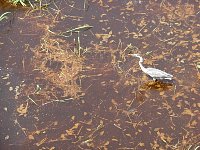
[{"left": 62, "top": 24, "right": 93, "bottom": 34}]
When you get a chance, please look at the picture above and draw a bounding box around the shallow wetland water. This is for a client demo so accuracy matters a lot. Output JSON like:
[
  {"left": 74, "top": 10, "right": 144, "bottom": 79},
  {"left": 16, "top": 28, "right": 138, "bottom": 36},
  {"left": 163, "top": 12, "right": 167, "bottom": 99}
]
[{"left": 0, "top": 0, "right": 200, "bottom": 149}]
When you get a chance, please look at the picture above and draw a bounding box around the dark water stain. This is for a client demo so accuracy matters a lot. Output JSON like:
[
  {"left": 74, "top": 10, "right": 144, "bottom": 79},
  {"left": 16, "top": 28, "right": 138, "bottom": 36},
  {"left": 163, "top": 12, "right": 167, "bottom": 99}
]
[{"left": 0, "top": 0, "right": 200, "bottom": 149}]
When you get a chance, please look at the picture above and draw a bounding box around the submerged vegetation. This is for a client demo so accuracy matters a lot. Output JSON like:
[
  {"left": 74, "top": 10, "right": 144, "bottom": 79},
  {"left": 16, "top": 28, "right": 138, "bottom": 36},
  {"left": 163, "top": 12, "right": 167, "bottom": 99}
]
[
  {"left": 2, "top": 0, "right": 47, "bottom": 8},
  {"left": 31, "top": 27, "right": 84, "bottom": 102},
  {"left": 9, "top": 0, "right": 28, "bottom": 6},
  {"left": 0, "top": 0, "right": 199, "bottom": 149}
]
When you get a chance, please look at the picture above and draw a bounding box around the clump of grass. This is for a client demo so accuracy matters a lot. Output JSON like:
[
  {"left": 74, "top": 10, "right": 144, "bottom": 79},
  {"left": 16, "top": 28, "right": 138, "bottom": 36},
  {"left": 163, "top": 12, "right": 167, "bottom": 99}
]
[
  {"left": 29, "top": 26, "right": 83, "bottom": 103},
  {"left": 8, "top": 0, "right": 43, "bottom": 8},
  {"left": 18, "top": 23, "right": 84, "bottom": 105},
  {"left": 9, "top": 0, "right": 30, "bottom": 6},
  {"left": 35, "top": 31, "right": 83, "bottom": 96}
]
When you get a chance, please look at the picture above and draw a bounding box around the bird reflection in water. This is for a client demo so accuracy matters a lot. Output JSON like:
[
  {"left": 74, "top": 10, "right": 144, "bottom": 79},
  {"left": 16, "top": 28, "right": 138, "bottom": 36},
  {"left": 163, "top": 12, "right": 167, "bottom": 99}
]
[{"left": 142, "top": 80, "right": 173, "bottom": 90}]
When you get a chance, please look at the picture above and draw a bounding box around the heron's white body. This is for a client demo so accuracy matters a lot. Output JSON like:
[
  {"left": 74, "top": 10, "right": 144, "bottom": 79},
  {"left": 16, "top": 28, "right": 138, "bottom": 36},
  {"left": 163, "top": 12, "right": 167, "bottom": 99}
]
[{"left": 130, "top": 54, "right": 173, "bottom": 80}]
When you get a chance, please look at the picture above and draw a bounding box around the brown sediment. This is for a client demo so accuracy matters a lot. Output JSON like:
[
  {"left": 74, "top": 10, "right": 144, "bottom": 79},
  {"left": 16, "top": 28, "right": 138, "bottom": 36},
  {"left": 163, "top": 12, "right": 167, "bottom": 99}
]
[{"left": 0, "top": 0, "right": 16, "bottom": 9}]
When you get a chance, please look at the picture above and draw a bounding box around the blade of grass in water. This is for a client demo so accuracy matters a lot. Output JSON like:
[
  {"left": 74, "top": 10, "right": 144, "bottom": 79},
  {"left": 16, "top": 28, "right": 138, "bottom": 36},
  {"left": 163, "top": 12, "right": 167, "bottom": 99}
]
[{"left": 0, "top": 12, "right": 11, "bottom": 21}]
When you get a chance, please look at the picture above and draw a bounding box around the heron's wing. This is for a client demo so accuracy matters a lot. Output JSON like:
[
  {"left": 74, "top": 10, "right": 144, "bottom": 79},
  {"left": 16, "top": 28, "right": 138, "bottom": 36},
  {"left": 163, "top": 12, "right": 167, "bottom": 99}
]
[{"left": 145, "top": 68, "right": 173, "bottom": 79}]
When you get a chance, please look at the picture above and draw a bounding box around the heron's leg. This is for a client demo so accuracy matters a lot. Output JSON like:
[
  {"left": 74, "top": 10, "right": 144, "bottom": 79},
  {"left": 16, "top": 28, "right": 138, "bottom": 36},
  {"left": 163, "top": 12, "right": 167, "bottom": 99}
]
[{"left": 153, "top": 78, "right": 158, "bottom": 82}]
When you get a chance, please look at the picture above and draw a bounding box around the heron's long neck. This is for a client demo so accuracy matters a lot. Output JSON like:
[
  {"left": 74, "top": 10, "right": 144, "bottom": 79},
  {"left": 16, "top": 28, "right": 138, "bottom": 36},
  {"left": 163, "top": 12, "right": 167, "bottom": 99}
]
[{"left": 138, "top": 57, "right": 147, "bottom": 72}]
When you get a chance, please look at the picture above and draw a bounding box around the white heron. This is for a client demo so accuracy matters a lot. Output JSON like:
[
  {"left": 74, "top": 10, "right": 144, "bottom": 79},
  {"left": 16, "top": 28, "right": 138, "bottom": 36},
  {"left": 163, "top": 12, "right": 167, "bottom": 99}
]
[{"left": 129, "top": 54, "right": 173, "bottom": 81}]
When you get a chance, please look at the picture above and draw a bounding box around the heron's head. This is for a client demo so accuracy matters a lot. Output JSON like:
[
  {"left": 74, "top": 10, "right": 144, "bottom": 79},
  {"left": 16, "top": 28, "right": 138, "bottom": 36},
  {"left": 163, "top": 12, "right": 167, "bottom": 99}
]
[
  {"left": 128, "top": 53, "right": 140, "bottom": 58},
  {"left": 128, "top": 53, "right": 143, "bottom": 62}
]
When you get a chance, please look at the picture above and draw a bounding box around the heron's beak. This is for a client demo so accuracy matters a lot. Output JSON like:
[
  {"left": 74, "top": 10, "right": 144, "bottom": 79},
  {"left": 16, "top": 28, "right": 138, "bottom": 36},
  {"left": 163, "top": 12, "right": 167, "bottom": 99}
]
[{"left": 128, "top": 51, "right": 133, "bottom": 54}]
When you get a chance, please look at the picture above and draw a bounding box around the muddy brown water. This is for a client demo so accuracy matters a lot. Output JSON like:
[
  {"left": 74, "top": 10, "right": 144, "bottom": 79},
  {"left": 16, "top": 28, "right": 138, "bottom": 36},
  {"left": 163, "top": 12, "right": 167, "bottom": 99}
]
[{"left": 0, "top": 0, "right": 200, "bottom": 149}]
